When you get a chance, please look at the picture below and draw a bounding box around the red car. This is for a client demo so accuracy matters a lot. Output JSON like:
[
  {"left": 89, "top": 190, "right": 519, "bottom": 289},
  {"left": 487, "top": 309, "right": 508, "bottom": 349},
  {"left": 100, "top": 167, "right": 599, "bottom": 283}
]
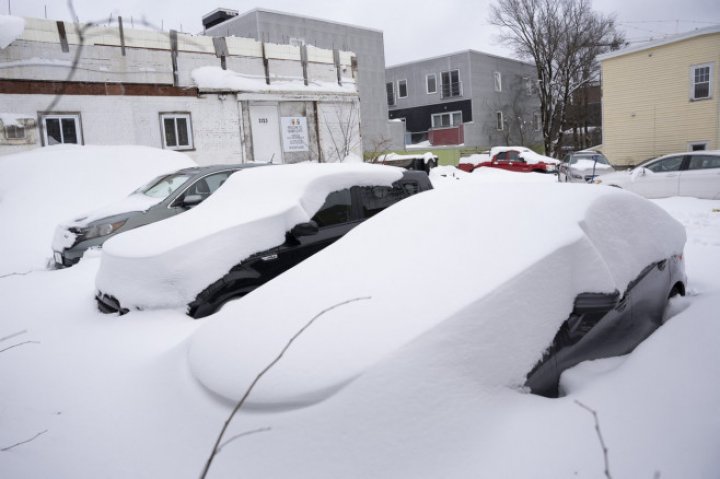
[{"left": 461, "top": 147, "right": 559, "bottom": 174}]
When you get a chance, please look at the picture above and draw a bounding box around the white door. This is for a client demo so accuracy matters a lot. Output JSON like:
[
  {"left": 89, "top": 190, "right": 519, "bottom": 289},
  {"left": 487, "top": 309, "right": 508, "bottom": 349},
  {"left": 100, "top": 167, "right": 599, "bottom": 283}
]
[
  {"left": 249, "top": 105, "right": 282, "bottom": 164},
  {"left": 679, "top": 154, "right": 720, "bottom": 199},
  {"left": 631, "top": 155, "right": 683, "bottom": 198}
]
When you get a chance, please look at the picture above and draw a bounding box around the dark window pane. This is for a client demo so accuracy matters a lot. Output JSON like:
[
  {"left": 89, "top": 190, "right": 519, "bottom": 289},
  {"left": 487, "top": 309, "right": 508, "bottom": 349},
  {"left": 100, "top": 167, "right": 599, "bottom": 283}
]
[
  {"left": 358, "top": 185, "right": 409, "bottom": 218},
  {"left": 61, "top": 118, "right": 77, "bottom": 143},
  {"left": 176, "top": 118, "right": 189, "bottom": 146},
  {"left": 399, "top": 80, "right": 407, "bottom": 97},
  {"left": 695, "top": 83, "right": 709, "bottom": 99},
  {"left": 45, "top": 118, "right": 61, "bottom": 144},
  {"left": 164, "top": 118, "right": 177, "bottom": 147},
  {"left": 427, "top": 75, "right": 436, "bottom": 93},
  {"left": 386, "top": 82, "right": 395, "bottom": 106},
  {"left": 312, "top": 189, "right": 352, "bottom": 227}
]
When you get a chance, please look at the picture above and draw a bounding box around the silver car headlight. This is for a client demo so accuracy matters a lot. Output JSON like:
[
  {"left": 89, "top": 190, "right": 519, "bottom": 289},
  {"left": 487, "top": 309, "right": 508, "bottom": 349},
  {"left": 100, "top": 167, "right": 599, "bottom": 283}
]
[{"left": 83, "top": 220, "right": 127, "bottom": 240}]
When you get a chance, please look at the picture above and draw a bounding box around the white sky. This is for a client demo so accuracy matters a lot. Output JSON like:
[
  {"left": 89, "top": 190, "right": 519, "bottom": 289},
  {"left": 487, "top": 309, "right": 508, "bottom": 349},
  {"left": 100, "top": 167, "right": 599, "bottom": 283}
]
[{"left": 4, "top": 0, "right": 719, "bottom": 65}]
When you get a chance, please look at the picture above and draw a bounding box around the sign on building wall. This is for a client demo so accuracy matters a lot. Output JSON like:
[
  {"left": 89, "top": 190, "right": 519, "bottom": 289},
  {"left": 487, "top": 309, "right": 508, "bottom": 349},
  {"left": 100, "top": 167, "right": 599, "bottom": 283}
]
[{"left": 281, "top": 116, "right": 309, "bottom": 152}]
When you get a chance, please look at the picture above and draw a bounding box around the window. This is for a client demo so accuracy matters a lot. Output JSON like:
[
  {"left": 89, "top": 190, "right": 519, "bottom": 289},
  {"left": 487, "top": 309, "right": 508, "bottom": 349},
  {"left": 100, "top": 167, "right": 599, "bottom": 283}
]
[
  {"left": 496, "top": 111, "right": 504, "bottom": 130},
  {"left": 312, "top": 189, "right": 352, "bottom": 227},
  {"left": 688, "top": 155, "right": 720, "bottom": 170},
  {"left": 426, "top": 74, "right": 437, "bottom": 94},
  {"left": 691, "top": 64, "right": 712, "bottom": 100},
  {"left": 398, "top": 79, "right": 408, "bottom": 98},
  {"left": 689, "top": 141, "right": 708, "bottom": 151},
  {"left": 161, "top": 113, "right": 193, "bottom": 150},
  {"left": 441, "top": 70, "right": 461, "bottom": 98},
  {"left": 494, "top": 71, "right": 502, "bottom": 92},
  {"left": 358, "top": 185, "right": 410, "bottom": 219},
  {"left": 646, "top": 156, "right": 683, "bottom": 173},
  {"left": 174, "top": 171, "right": 234, "bottom": 206},
  {"left": 41, "top": 114, "right": 82, "bottom": 145},
  {"left": 5, "top": 125, "right": 25, "bottom": 139},
  {"left": 386, "top": 82, "right": 395, "bottom": 106},
  {"left": 533, "top": 112, "right": 542, "bottom": 131},
  {"left": 431, "top": 111, "right": 462, "bottom": 128}
]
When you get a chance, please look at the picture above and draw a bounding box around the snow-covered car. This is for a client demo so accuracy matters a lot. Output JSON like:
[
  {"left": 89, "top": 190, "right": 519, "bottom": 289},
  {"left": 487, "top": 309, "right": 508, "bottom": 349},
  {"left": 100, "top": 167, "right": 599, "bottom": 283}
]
[
  {"left": 457, "top": 151, "right": 490, "bottom": 172},
  {"left": 595, "top": 151, "right": 720, "bottom": 199},
  {"left": 377, "top": 152, "right": 438, "bottom": 172},
  {"left": 467, "top": 146, "right": 559, "bottom": 174},
  {"left": 52, "top": 164, "right": 260, "bottom": 267},
  {"left": 558, "top": 150, "right": 615, "bottom": 183},
  {"left": 94, "top": 163, "right": 432, "bottom": 318},
  {"left": 187, "top": 182, "right": 686, "bottom": 407}
]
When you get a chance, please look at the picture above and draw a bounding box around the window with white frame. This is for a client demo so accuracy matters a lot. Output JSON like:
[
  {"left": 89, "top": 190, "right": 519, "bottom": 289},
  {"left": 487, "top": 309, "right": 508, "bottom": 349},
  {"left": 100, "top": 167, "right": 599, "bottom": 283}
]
[
  {"left": 496, "top": 111, "right": 504, "bottom": 130},
  {"left": 161, "top": 113, "right": 193, "bottom": 150},
  {"left": 386, "top": 82, "right": 395, "bottom": 106},
  {"left": 494, "top": 71, "right": 502, "bottom": 92},
  {"left": 691, "top": 63, "right": 712, "bottom": 100},
  {"left": 41, "top": 114, "right": 82, "bottom": 145},
  {"left": 431, "top": 111, "right": 462, "bottom": 129},
  {"left": 441, "top": 70, "right": 461, "bottom": 98},
  {"left": 398, "top": 79, "right": 408, "bottom": 98},
  {"left": 426, "top": 74, "right": 437, "bottom": 94}
]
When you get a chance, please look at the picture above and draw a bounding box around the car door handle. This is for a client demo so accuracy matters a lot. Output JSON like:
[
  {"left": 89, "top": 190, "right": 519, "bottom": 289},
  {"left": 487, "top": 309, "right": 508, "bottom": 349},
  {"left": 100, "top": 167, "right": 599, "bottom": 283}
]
[{"left": 665, "top": 173, "right": 678, "bottom": 177}]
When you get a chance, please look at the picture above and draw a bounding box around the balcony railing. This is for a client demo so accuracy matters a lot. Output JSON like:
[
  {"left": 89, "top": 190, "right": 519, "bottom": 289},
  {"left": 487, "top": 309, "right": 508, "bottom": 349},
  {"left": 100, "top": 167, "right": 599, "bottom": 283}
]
[{"left": 441, "top": 81, "right": 463, "bottom": 98}]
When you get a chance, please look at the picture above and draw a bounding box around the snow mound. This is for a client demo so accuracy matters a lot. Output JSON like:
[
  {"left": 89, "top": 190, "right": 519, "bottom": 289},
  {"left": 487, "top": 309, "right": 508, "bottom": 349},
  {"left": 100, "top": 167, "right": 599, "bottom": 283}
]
[
  {"left": 187, "top": 183, "right": 685, "bottom": 408},
  {"left": 0, "top": 145, "right": 195, "bottom": 275},
  {"left": 95, "top": 163, "right": 404, "bottom": 309},
  {"left": 490, "top": 146, "right": 559, "bottom": 164},
  {"left": 192, "top": 66, "right": 356, "bottom": 93}
]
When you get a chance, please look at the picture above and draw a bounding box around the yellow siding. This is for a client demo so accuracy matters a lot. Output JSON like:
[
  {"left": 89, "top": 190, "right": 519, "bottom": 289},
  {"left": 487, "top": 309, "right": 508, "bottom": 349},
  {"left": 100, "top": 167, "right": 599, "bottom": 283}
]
[{"left": 601, "top": 33, "right": 720, "bottom": 165}]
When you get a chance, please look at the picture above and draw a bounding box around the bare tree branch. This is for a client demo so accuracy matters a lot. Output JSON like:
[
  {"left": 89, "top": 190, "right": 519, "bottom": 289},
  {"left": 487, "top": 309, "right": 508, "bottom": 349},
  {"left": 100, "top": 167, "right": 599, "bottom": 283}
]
[
  {"left": 199, "top": 296, "right": 372, "bottom": 479},
  {"left": 1, "top": 430, "right": 49, "bottom": 452},
  {"left": 0, "top": 330, "right": 27, "bottom": 343},
  {"left": 575, "top": 400, "right": 612, "bottom": 479},
  {"left": 0, "top": 341, "right": 40, "bottom": 354},
  {"left": 217, "top": 427, "right": 272, "bottom": 453}
]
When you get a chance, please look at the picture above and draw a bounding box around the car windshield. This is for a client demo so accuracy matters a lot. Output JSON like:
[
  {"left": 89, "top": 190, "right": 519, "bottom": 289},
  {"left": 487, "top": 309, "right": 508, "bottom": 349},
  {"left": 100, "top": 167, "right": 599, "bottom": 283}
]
[
  {"left": 140, "top": 173, "right": 192, "bottom": 199},
  {"left": 569, "top": 153, "right": 609, "bottom": 165}
]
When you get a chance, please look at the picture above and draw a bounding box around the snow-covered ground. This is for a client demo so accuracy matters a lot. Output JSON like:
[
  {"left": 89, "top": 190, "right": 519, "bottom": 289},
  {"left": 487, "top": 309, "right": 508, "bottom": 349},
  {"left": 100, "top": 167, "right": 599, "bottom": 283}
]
[{"left": 0, "top": 157, "right": 719, "bottom": 478}]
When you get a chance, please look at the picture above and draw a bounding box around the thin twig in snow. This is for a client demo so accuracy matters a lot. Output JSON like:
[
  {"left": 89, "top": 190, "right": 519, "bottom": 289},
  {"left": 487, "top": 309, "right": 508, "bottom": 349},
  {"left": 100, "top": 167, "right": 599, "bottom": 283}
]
[
  {"left": 0, "top": 330, "right": 27, "bottom": 343},
  {"left": 0, "top": 341, "right": 40, "bottom": 355},
  {"left": 199, "top": 296, "right": 372, "bottom": 479},
  {"left": 575, "top": 400, "right": 612, "bottom": 479},
  {"left": 1, "top": 430, "right": 48, "bottom": 452},
  {"left": 217, "top": 427, "right": 272, "bottom": 453}
]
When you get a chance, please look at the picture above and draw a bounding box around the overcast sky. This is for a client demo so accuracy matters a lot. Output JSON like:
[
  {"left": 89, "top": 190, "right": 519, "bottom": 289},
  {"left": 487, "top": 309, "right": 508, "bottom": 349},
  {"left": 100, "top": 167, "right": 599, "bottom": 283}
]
[{"left": 5, "top": 0, "right": 719, "bottom": 65}]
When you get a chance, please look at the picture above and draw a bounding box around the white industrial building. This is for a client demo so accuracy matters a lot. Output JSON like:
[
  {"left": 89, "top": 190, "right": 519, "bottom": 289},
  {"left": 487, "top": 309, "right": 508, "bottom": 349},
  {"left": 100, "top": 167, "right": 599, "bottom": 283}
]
[{"left": 0, "top": 16, "right": 362, "bottom": 164}]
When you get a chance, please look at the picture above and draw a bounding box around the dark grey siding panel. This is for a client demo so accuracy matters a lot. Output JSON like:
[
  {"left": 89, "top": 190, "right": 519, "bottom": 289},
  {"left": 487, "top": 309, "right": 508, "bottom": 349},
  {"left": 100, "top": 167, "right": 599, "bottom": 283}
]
[{"left": 388, "top": 99, "right": 472, "bottom": 132}]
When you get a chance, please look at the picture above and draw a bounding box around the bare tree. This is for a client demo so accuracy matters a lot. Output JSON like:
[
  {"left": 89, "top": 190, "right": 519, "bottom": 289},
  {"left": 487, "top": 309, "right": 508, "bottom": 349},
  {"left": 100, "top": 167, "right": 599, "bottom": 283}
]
[{"left": 490, "top": 0, "right": 625, "bottom": 156}]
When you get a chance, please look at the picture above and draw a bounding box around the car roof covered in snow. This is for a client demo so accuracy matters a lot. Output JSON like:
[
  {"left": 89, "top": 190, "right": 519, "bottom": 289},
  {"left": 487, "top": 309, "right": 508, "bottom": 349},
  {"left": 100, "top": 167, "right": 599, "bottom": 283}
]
[
  {"left": 95, "top": 162, "right": 406, "bottom": 309},
  {"left": 187, "top": 182, "right": 686, "bottom": 409}
]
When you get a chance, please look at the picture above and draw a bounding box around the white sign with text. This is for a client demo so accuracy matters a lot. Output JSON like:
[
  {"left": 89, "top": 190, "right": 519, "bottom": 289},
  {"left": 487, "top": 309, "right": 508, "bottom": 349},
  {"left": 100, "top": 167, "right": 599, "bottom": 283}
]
[{"left": 281, "top": 116, "right": 309, "bottom": 152}]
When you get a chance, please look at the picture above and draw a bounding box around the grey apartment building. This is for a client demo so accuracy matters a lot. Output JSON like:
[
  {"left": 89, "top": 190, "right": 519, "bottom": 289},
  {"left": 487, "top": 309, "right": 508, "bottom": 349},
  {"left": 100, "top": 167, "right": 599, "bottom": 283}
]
[
  {"left": 385, "top": 50, "right": 542, "bottom": 149},
  {"left": 203, "top": 8, "right": 403, "bottom": 151}
]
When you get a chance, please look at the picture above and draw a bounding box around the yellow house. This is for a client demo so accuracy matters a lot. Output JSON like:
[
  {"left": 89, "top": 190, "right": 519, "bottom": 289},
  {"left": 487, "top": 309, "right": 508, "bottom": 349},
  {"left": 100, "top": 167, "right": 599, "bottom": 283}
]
[{"left": 599, "top": 26, "right": 720, "bottom": 166}]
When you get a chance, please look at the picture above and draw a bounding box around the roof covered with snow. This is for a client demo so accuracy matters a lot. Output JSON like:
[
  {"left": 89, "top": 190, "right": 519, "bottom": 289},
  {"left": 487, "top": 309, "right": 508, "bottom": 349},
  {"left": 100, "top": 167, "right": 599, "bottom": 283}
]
[
  {"left": 191, "top": 66, "right": 357, "bottom": 94},
  {"left": 598, "top": 25, "right": 720, "bottom": 61},
  {"left": 95, "top": 163, "right": 404, "bottom": 309}
]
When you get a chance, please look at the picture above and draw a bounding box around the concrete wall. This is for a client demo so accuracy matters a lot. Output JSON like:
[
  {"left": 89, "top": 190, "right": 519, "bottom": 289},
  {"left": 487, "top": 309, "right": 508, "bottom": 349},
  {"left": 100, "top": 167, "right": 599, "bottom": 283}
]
[
  {"left": 206, "top": 9, "right": 401, "bottom": 150},
  {"left": 601, "top": 32, "right": 720, "bottom": 166}
]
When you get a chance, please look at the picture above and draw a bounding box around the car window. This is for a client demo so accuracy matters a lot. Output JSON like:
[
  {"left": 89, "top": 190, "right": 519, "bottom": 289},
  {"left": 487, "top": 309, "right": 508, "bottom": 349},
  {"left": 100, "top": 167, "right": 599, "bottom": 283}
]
[
  {"left": 688, "top": 155, "right": 720, "bottom": 170},
  {"left": 646, "top": 156, "right": 683, "bottom": 173},
  {"left": 203, "top": 172, "right": 234, "bottom": 192},
  {"left": 312, "top": 189, "right": 352, "bottom": 227},
  {"left": 142, "top": 173, "right": 191, "bottom": 199},
  {"left": 358, "top": 184, "right": 411, "bottom": 219}
]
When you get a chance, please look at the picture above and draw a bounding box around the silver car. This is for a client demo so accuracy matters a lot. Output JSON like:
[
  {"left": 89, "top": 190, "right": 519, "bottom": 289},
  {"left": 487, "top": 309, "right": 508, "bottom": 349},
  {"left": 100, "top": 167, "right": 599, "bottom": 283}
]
[
  {"left": 558, "top": 150, "right": 615, "bottom": 183},
  {"left": 52, "top": 164, "right": 262, "bottom": 267}
]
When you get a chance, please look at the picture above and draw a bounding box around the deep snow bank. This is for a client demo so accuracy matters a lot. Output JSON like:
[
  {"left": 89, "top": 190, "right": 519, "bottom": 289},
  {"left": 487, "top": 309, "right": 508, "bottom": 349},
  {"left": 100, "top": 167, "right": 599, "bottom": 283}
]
[
  {"left": 187, "top": 182, "right": 685, "bottom": 407},
  {"left": 0, "top": 145, "right": 195, "bottom": 275}
]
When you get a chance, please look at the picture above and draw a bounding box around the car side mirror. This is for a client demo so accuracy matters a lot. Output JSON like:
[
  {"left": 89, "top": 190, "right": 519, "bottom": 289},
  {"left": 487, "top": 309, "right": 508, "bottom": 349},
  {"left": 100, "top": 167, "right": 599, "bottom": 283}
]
[
  {"left": 290, "top": 220, "right": 319, "bottom": 237},
  {"left": 181, "top": 194, "right": 204, "bottom": 207}
]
